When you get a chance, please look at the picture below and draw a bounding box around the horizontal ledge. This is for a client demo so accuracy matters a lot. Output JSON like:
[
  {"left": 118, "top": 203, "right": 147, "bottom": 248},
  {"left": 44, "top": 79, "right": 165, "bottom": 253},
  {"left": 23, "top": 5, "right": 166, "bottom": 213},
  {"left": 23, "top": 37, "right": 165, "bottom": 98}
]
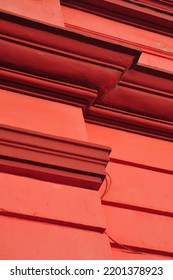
[
  {"left": 0, "top": 67, "right": 97, "bottom": 113},
  {"left": 1, "top": 11, "right": 140, "bottom": 66},
  {"left": 109, "top": 158, "right": 173, "bottom": 175},
  {"left": 87, "top": 106, "right": 173, "bottom": 142},
  {"left": 62, "top": 0, "right": 173, "bottom": 36},
  {"left": 0, "top": 211, "right": 105, "bottom": 233},
  {"left": 0, "top": 125, "right": 111, "bottom": 189},
  {"left": 102, "top": 201, "right": 173, "bottom": 218},
  {"left": 0, "top": 172, "right": 106, "bottom": 231},
  {"left": 1, "top": 11, "right": 173, "bottom": 138},
  {"left": 109, "top": 238, "right": 173, "bottom": 258}
]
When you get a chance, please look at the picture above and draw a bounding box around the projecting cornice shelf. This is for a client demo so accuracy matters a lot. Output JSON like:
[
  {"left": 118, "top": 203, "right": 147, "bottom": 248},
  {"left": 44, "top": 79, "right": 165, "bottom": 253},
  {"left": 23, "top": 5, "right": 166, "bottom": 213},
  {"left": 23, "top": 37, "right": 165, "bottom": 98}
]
[
  {"left": 0, "top": 125, "right": 111, "bottom": 189},
  {"left": 1, "top": 12, "right": 173, "bottom": 141},
  {"left": 61, "top": 0, "right": 173, "bottom": 37}
]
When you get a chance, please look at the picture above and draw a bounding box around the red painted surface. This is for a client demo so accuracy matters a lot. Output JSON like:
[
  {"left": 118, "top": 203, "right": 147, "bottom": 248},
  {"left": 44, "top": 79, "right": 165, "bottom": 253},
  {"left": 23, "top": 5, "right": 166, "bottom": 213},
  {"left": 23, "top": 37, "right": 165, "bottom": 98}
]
[
  {"left": 1, "top": 11, "right": 173, "bottom": 140},
  {"left": 101, "top": 162, "right": 173, "bottom": 213},
  {"left": 138, "top": 52, "right": 173, "bottom": 73},
  {"left": 0, "top": 0, "right": 173, "bottom": 260},
  {"left": 0, "top": 0, "right": 64, "bottom": 27},
  {"left": 0, "top": 216, "right": 112, "bottom": 260},
  {"left": 111, "top": 248, "right": 172, "bottom": 260},
  {"left": 0, "top": 173, "right": 106, "bottom": 232},
  {"left": 0, "top": 124, "right": 110, "bottom": 189},
  {"left": 62, "top": 6, "right": 173, "bottom": 54},
  {"left": 87, "top": 123, "right": 173, "bottom": 258},
  {"left": 103, "top": 205, "right": 173, "bottom": 252},
  {"left": 86, "top": 123, "right": 173, "bottom": 170},
  {"left": 0, "top": 89, "right": 87, "bottom": 141}
]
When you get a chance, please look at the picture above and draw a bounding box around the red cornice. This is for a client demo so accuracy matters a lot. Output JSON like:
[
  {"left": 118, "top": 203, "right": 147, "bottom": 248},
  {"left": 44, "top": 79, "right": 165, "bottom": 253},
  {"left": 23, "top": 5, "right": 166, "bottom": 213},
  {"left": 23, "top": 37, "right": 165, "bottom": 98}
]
[
  {"left": 0, "top": 124, "right": 111, "bottom": 190},
  {"left": 1, "top": 12, "right": 173, "bottom": 141},
  {"left": 133, "top": 0, "right": 173, "bottom": 11},
  {"left": 61, "top": 0, "right": 173, "bottom": 37},
  {"left": 87, "top": 106, "right": 173, "bottom": 142}
]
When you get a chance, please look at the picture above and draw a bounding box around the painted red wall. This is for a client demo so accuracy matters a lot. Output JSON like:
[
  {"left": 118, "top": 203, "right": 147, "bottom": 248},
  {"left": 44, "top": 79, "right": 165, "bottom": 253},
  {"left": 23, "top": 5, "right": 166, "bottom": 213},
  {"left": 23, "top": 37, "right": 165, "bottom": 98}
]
[
  {"left": 0, "top": 0, "right": 173, "bottom": 260},
  {"left": 0, "top": 0, "right": 64, "bottom": 27},
  {"left": 86, "top": 123, "right": 173, "bottom": 259},
  {"left": 60, "top": 2, "right": 173, "bottom": 258},
  {"left": 0, "top": 89, "right": 111, "bottom": 259}
]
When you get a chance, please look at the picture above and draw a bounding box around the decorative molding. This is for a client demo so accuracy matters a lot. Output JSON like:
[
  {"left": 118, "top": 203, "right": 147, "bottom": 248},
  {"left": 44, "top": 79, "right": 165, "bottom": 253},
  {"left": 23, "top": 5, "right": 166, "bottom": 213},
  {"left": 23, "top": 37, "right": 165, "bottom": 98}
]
[
  {"left": 1, "top": 12, "right": 173, "bottom": 141},
  {"left": 0, "top": 125, "right": 111, "bottom": 190},
  {"left": 127, "top": 0, "right": 173, "bottom": 13},
  {"left": 0, "top": 12, "right": 139, "bottom": 113},
  {"left": 61, "top": 0, "right": 173, "bottom": 37},
  {"left": 0, "top": 67, "right": 97, "bottom": 113},
  {"left": 87, "top": 105, "right": 173, "bottom": 142}
]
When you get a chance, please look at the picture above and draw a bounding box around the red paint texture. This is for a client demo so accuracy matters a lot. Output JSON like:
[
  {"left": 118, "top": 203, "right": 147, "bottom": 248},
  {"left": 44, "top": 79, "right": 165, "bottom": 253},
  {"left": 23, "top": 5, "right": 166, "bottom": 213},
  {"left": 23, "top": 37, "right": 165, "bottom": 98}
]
[
  {"left": 0, "top": 0, "right": 64, "bottom": 27},
  {"left": 0, "top": 89, "right": 87, "bottom": 141},
  {"left": 0, "top": 216, "right": 111, "bottom": 260},
  {"left": 87, "top": 123, "right": 173, "bottom": 258},
  {"left": 0, "top": 0, "right": 173, "bottom": 259},
  {"left": 62, "top": 5, "right": 173, "bottom": 54},
  {"left": 0, "top": 173, "right": 106, "bottom": 231}
]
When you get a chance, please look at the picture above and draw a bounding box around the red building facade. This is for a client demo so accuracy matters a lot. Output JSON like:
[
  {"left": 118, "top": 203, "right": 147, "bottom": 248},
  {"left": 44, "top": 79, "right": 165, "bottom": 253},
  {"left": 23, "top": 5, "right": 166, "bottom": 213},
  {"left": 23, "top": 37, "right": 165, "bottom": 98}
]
[{"left": 0, "top": 0, "right": 173, "bottom": 259}]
